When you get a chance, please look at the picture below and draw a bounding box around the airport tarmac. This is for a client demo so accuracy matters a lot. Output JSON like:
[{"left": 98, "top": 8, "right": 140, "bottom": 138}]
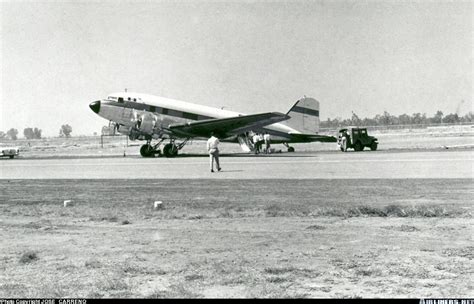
[{"left": 1, "top": 149, "right": 472, "bottom": 179}]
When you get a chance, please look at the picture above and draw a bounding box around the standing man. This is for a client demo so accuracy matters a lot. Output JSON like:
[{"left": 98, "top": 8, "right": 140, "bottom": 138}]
[
  {"left": 252, "top": 132, "right": 260, "bottom": 154},
  {"left": 264, "top": 132, "right": 271, "bottom": 154},
  {"left": 207, "top": 131, "right": 222, "bottom": 173}
]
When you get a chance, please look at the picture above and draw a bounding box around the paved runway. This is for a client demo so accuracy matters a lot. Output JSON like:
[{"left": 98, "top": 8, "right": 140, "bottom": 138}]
[{"left": 1, "top": 150, "right": 472, "bottom": 179}]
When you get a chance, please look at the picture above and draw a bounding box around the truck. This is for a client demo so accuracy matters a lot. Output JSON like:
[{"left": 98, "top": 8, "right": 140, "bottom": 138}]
[
  {"left": 1, "top": 146, "right": 20, "bottom": 159},
  {"left": 337, "top": 127, "right": 378, "bottom": 152}
]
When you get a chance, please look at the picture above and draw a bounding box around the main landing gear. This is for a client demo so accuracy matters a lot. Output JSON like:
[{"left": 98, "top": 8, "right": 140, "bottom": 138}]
[
  {"left": 140, "top": 138, "right": 189, "bottom": 158},
  {"left": 283, "top": 142, "right": 295, "bottom": 152}
]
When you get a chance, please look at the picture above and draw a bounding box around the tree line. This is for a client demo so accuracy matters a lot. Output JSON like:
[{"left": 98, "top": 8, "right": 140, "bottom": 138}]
[
  {"left": 0, "top": 125, "right": 73, "bottom": 140},
  {"left": 321, "top": 111, "right": 474, "bottom": 129}
]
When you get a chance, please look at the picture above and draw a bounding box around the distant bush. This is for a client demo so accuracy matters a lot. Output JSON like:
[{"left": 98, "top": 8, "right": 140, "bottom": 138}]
[{"left": 19, "top": 250, "right": 38, "bottom": 264}]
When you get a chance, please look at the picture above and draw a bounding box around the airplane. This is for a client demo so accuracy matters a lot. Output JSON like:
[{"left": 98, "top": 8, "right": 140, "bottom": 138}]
[{"left": 89, "top": 92, "right": 336, "bottom": 157}]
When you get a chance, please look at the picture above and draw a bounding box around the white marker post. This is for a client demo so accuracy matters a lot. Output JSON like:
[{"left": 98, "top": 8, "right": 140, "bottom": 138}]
[
  {"left": 63, "top": 200, "right": 73, "bottom": 207},
  {"left": 154, "top": 201, "right": 163, "bottom": 210}
]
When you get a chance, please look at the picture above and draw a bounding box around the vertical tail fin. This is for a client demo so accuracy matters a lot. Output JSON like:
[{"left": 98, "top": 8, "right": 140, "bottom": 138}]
[{"left": 282, "top": 96, "right": 320, "bottom": 134}]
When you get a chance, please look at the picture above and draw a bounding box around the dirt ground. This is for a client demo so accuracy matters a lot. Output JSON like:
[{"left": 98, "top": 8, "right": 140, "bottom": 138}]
[{"left": 0, "top": 179, "right": 472, "bottom": 298}]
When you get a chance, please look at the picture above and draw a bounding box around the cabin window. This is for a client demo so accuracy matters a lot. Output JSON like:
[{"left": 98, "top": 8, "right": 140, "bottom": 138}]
[
  {"left": 150, "top": 106, "right": 156, "bottom": 112},
  {"left": 162, "top": 108, "right": 168, "bottom": 115},
  {"left": 128, "top": 97, "right": 131, "bottom": 101},
  {"left": 133, "top": 98, "right": 137, "bottom": 102}
]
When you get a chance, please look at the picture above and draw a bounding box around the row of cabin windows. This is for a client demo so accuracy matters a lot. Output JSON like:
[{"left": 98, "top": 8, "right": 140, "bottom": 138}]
[{"left": 108, "top": 97, "right": 138, "bottom": 103}]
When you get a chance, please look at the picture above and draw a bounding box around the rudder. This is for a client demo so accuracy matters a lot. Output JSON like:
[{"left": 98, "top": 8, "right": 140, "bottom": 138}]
[{"left": 282, "top": 96, "right": 320, "bottom": 134}]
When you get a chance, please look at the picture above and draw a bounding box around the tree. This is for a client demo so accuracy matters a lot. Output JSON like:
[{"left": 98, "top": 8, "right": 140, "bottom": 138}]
[
  {"left": 432, "top": 110, "right": 443, "bottom": 124},
  {"left": 0, "top": 131, "right": 6, "bottom": 139},
  {"left": 24, "top": 128, "right": 35, "bottom": 139},
  {"left": 24, "top": 127, "right": 42, "bottom": 139},
  {"left": 462, "top": 112, "right": 473, "bottom": 123},
  {"left": 7, "top": 128, "right": 18, "bottom": 140},
  {"left": 59, "top": 124, "right": 72, "bottom": 137},
  {"left": 350, "top": 112, "right": 361, "bottom": 126},
  {"left": 442, "top": 113, "right": 460, "bottom": 124},
  {"left": 34, "top": 127, "right": 42, "bottom": 139}
]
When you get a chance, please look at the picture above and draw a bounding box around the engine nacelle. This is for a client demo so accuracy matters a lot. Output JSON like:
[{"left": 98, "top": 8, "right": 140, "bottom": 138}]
[{"left": 136, "top": 112, "right": 157, "bottom": 135}]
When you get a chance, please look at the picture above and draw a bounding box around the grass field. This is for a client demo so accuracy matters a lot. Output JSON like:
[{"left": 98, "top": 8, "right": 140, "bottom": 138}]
[{"left": 0, "top": 179, "right": 472, "bottom": 298}]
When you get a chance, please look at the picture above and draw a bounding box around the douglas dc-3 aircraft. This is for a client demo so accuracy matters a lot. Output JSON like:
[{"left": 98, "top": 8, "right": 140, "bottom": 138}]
[{"left": 89, "top": 92, "right": 336, "bottom": 157}]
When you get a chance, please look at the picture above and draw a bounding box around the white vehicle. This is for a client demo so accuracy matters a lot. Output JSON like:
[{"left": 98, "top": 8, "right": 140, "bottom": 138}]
[
  {"left": 89, "top": 92, "right": 336, "bottom": 157},
  {"left": 1, "top": 147, "right": 20, "bottom": 159}
]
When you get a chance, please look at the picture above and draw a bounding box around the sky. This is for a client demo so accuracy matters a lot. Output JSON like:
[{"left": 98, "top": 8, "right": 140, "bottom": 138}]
[{"left": 1, "top": 0, "right": 472, "bottom": 136}]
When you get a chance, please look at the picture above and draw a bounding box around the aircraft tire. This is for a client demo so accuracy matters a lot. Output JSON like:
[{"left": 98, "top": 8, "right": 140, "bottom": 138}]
[
  {"left": 287, "top": 146, "right": 295, "bottom": 152},
  {"left": 163, "top": 144, "right": 178, "bottom": 158},
  {"left": 140, "top": 144, "right": 154, "bottom": 157}
]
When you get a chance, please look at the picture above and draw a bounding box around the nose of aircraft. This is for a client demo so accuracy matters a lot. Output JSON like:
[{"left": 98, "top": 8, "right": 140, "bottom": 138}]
[{"left": 89, "top": 100, "right": 101, "bottom": 114}]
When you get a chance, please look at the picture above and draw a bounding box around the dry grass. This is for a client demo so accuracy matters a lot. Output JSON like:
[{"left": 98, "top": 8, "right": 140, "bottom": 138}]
[{"left": 0, "top": 179, "right": 472, "bottom": 298}]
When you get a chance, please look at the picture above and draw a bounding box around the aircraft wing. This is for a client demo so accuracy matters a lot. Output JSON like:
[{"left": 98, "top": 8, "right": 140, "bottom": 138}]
[{"left": 168, "top": 112, "right": 290, "bottom": 138}]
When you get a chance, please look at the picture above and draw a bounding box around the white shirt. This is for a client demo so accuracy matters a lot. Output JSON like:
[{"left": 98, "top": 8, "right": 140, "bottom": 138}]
[
  {"left": 207, "top": 136, "right": 220, "bottom": 151},
  {"left": 253, "top": 134, "right": 260, "bottom": 144},
  {"left": 264, "top": 133, "right": 271, "bottom": 141}
]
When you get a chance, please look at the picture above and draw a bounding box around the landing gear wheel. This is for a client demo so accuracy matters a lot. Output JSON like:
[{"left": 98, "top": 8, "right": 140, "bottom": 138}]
[
  {"left": 163, "top": 143, "right": 178, "bottom": 158},
  {"left": 287, "top": 146, "right": 295, "bottom": 152},
  {"left": 140, "top": 144, "right": 154, "bottom": 157},
  {"left": 370, "top": 142, "right": 378, "bottom": 151},
  {"left": 354, "top": 141, "right": 363, "bottom": 152}
]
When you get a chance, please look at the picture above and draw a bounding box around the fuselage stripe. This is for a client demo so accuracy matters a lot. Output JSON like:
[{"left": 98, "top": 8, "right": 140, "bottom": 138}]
[{"left": 290, "top": 106, "right": 319, "bottom": 117}]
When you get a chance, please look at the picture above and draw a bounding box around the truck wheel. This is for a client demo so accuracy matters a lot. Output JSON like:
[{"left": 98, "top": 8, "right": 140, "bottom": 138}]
[
  {"left": 354, "top": 141, "right": 363, "bottom": 151},
  {"left": 9, "top": 155, "right": 14, "bottom": 159},
  {"left": 370, "top": 142, "right": 378, "bottom": 151}
]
